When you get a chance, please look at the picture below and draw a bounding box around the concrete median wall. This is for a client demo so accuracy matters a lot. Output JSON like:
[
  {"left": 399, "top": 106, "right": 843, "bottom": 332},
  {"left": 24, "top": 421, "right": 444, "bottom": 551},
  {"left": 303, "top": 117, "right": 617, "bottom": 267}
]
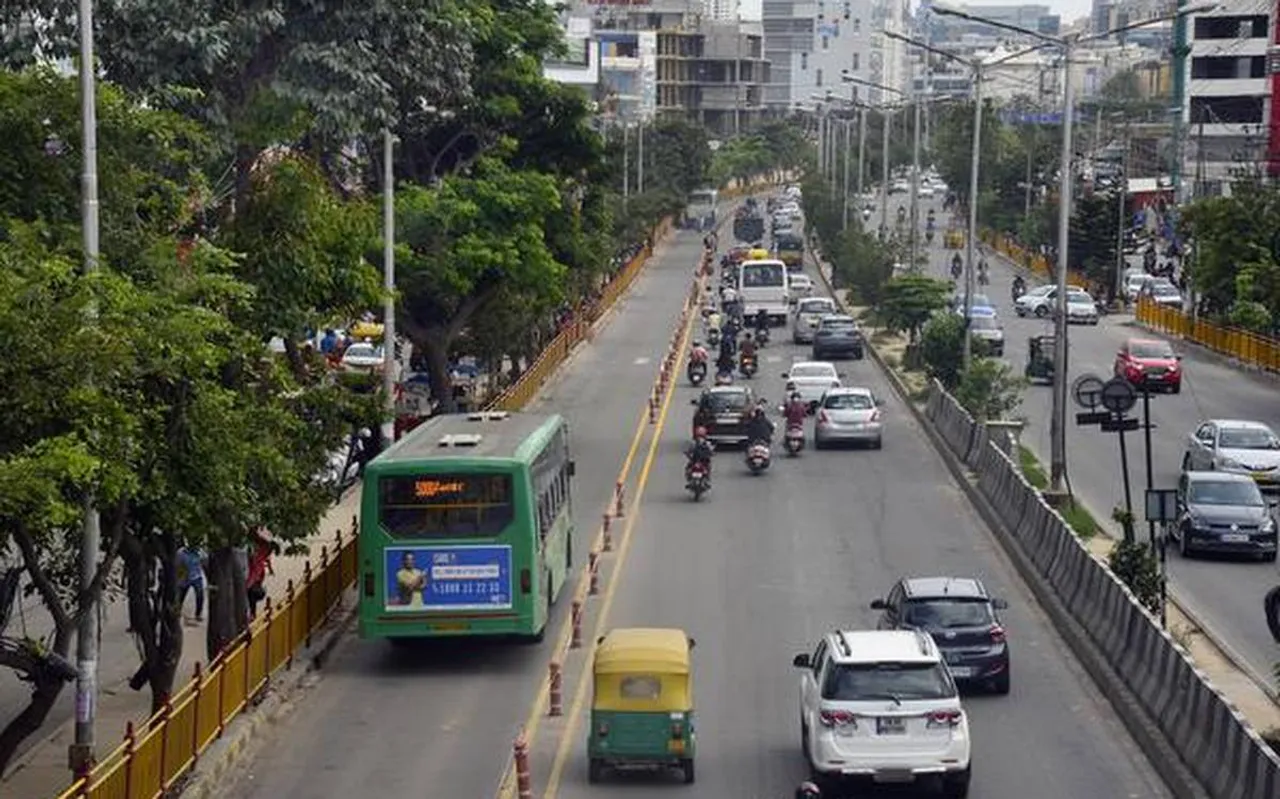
[{"left": 924, "top": 379, "right": 1280, "bottom": 799}]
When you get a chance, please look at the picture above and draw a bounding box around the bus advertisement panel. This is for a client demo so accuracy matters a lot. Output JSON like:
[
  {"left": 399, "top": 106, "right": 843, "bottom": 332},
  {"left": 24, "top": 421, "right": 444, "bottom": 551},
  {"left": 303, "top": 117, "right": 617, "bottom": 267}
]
[{"left": 384, "top": 545, "right": 513, "bottom": 612}]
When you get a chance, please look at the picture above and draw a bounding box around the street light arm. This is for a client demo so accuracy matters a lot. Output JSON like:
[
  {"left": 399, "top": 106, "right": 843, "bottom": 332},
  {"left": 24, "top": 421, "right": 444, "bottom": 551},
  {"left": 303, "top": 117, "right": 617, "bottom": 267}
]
[{"left": 883, "top": 29, "right": 970, "bottom": 69}]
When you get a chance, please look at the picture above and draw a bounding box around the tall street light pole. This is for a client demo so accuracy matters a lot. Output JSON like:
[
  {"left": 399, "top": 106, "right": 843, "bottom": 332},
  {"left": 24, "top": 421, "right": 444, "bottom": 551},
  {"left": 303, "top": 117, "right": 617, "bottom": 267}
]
[
  {"left": 933, "top": 1, "right": 1217, "bottom": 495},
  {"left": 857, "top": 105, "right": 868, "bottom": 197},
  {"left": 381, "top": 129, "right": 397, "bottom": 446},
  {"left": 72, "top": 0, "right": 101, "bottom": 773},
  {"left": 842, "top": 119, "right": 852, "bottom": 229}
]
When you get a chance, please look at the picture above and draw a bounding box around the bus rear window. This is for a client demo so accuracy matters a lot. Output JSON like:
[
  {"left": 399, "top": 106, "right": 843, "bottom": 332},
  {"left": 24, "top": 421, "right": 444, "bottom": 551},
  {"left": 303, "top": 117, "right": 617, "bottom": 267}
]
[{"left": 379, "top": 474, "right": 515, "bottom": 538}]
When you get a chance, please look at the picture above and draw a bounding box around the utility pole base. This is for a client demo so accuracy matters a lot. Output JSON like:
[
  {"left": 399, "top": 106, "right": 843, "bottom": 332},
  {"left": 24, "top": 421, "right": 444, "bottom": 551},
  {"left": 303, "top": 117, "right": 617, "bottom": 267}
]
[{"left": 68, "top": 742, "right": 94, "bottom": 774}]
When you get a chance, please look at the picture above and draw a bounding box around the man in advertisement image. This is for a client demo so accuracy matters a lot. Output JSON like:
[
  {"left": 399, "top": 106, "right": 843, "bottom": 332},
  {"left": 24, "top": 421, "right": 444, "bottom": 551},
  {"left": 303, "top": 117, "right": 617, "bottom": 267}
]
[{"left": 394, "top": 551, "right": 427, "bottom": 609}]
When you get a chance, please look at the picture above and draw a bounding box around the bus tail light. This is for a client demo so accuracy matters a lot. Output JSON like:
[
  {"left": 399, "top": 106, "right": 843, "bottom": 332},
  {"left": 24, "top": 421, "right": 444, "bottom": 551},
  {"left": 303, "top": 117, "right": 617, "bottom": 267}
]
[
  {"left": 363, "top": 573, "right": 375, "bottom": 597},
  {"left": 520, "top": 568, "right": 532, "bottom": 594}
]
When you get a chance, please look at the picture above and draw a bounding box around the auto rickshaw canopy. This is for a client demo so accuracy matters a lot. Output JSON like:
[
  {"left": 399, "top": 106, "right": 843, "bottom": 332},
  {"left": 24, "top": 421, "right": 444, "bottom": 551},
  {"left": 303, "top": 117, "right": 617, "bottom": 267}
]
[
  {"left": 748, "top": 248, "right": 769, "bottom": 260},
  {"left": 593, "top": 628, "right": 694, "bottom": 711}
]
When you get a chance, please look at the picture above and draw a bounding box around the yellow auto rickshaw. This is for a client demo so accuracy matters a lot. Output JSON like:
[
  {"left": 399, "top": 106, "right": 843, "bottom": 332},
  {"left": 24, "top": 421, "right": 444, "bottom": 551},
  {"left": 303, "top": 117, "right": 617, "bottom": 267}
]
[
  {"left": 588, "top": 628, "right": 697, "bottom": 784},
  {"left": 747, "top": 247, "right": 769, "bottom": 261},
  {"left": 944, "top": 224, "right": 964, "bottom": 250},
  {"left": 350, "top": 319, "right": 384, "bottom": 340}
]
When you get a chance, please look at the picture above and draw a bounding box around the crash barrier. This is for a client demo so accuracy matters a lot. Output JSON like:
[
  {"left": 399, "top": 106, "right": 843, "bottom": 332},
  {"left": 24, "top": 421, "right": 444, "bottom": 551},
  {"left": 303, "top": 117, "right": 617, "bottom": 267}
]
[
  {"left": 924, "top": 379, "right": 1280, "bottom": 799},
  {"left": 1136, "top": 297, "right": 1280, "bottom": 375},
  {"left": 54, "top": 519, "right": 360, "bottom": 799},
  {"left": 979, "top": 229, "right": 1088, "bottom": 289}
]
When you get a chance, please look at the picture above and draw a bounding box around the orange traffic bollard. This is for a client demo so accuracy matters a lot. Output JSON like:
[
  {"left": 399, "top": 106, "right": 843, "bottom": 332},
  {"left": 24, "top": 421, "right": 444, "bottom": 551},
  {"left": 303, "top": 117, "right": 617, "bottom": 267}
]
[
  {"left": 571, "top": 600, "right": 583, "bottom": 649},
  {"left": 588, "top": 551, "right": 600, "bottom": 595},
  {"left": 614, "top": 481, "right": 626, "bottom": 517},
  {"left": 548, "top": 661, "right": 563, "bottom": 717},
  {"left": 648, "top": 393, "right": 658, "bottom": 424},
  {"left": 602, "top": 513, "right": 614, "bottom": 552},
  {"left": 514, "top": 733, "right": 533, "bottom": 799}
]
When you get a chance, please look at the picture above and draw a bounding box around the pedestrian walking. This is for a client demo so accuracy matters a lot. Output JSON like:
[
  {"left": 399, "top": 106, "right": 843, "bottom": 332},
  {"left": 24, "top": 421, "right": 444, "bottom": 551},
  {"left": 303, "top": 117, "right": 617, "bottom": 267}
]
[
  {"left": 177, "top": 545, "right": 206, "bottom": 624},
  {"left": 247, "top": 529, "right": 276, "bottom": 619}
]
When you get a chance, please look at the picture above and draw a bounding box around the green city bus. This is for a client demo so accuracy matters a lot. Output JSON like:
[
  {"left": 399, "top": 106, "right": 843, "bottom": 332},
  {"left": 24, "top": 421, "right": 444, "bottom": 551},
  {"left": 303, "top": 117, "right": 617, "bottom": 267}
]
[{"left": 358, "top": 411, "right": 575, "bottom": 642}]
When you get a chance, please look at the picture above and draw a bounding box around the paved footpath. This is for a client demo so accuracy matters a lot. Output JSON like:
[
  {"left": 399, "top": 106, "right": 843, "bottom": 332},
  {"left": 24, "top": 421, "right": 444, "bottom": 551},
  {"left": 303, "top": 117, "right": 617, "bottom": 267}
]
[{"left": 1, "top": 487, "right": 361, "bottom": 798}]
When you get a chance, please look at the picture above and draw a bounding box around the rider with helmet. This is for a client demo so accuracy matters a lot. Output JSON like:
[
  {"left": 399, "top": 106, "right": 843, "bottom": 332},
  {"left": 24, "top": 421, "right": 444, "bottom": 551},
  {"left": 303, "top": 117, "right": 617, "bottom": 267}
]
[
  {"left": 684, "top": 426, "right": 715, "bottom": 476},
  {"left": 745, "top": 402, "right": 775, "bottom": 445},
  {"left": 690, "top": 339, "right": 709, "bottom": 364},
  {"left": 783, "top": 391, "right": 808, "bottom": 427},
  {"left": 795, "top": 781, "right": 821, "bottom": 799}
]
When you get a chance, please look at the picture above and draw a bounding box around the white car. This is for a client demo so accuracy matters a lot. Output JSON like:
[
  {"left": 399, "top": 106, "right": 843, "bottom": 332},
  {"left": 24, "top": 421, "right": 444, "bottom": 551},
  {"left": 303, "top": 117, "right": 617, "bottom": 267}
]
[
  {"left": 1123, "top": 272, "right": 1150, "bottom": 302},
  {"left": 1141, "top": 280, "right": 1184, "bottom": 309},
  {"left": 789, "top": 274, "right": 814, "bottom": 297},
  {"left": 918, "top": 184, "right": 936, "bottom": 198},
  {"left": 793, "top": 296, "right": 838, "bottom": 343},
  {"left": 1058, "top": 289, "right": 1099, "bottom": 325},
  {"left": 814, "top": 387, "right": 883, "bottom": 449},
  {"left": 781, "top": 361, "right": 843, "bottom": 407},
  {"left": 1014, "top": 285, "right": 1058, "bottom": 318},
  {"left": 793, "top": 630, "right": 971, "bottom": 796},
  {"left": 341, "top": 342, "right": 386, "bottom": 372},
  {"left": 1183, "top": 419, "right": 1280, "bottom": 493}
]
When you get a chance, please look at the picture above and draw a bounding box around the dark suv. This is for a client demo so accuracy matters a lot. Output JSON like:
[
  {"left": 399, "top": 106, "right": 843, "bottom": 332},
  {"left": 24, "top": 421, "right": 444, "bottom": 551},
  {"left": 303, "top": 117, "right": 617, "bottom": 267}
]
[{"left": 871, "top": 576, "right": 1011, "bottom": 694}]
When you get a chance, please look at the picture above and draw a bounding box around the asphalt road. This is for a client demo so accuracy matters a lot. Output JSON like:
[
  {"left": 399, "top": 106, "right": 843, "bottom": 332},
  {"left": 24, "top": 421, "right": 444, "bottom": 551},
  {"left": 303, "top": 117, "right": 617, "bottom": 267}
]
[
  {"left": 539, "top": 227, "right": 1169, "bottom": 797},
  {"left": 908, "top": 202, "right": 1280, "bottom": 687},
  {"left": 219, "top": 225, "right": 714, "bottom": 799}
]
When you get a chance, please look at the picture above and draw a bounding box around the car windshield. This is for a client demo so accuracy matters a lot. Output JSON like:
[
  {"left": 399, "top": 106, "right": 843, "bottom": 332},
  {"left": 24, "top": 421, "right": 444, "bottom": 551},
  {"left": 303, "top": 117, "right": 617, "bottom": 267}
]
[
  {"left": 707, "top": 392, "right": 748, "bottom": 413},
  {"left": 822, "top": 662, "right": 954, "bottom": 701},
  {"left": 791, "top": 276, "right": 812, "bottom": 286},
  {"left": 1188, "top": 480, "right": 1265, "bottom": 507},
  {"left": 777, "top": 235, "right": 803, "bottom": 248},
  {"left": 1130, "top": 341, "right": 1174, "bottom": 359},
  {"left": 791, "top": 364, "right": 836, "bottom": 379},
  {"left": 903, "top": 598, "right": 994, "bottom": 629},
  {"left": 1026, "top": 286, "right": 1054, "bottom": 297},
  {"left": 1067, "top": 291, "right": 1093, "bottom": 304},
  {"left": 968, "top": 316, "right": 999, "bottom": 330},
  {"left": 800, "top": 300, "right": 835, "bottom": 314},
  {"left": 1218, "top": 428, "right": 1280, "bottom": 450},
  {"left": 345, "top": 344, "right": 380, "bottom": 359},
  {"left": 824, "top": 393, "right": 873, "bottom": 410},
  {"left": 969, "top": 295, "right": 992, "bottom": 307}
]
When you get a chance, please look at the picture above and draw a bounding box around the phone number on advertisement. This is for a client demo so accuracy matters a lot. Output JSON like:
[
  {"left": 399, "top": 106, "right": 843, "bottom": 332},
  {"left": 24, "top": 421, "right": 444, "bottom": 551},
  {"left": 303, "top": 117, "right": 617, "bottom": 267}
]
[{"left": 432, "top": 581, "right": 504, "bottom": 597}]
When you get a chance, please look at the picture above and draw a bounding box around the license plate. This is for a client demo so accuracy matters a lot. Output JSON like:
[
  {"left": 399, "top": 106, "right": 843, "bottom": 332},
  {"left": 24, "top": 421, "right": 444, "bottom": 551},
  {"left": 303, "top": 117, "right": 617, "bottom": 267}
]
[
  {"left": 431, "top": 621, "right": 470, "bottom": 632},
  {"left": 949, "top": 666, "right": 973, "bottom": 678},
  {"left": 875, "top": 717, "right": 906, "bottom": 735},
  {"left": 873, "top": 769, "right": 914, "bottom": 784},
  {"left": 1220, "top": 534, "right": 1249, "bottom": 543}
]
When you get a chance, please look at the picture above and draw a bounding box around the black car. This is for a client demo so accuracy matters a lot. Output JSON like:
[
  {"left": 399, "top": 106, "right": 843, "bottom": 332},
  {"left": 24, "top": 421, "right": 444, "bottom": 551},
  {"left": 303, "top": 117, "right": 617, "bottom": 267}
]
[
  {"left": 811, "top": 314, "right": 864, "bottom": 360},
  {"left": 871, "top": 576, "right": 1011, "bottom": 694},
  {"left": 691, "top": 385, "right": 754, "bottom": 446},
  {"left": 1175, "top": 471, "right": 1278, "bottom": 561}
]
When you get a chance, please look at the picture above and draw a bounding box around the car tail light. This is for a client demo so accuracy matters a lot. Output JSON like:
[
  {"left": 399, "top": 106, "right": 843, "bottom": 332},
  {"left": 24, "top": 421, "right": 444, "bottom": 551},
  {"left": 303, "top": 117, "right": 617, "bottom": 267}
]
[
  {"left": 671, "top": 721, "right": 685, "bottom": 739},
  {"left": 988, "top": 624, "right": 1006, "bottom": 644},
  {"left": 520, "top": 568, "right": 532, "bottom": 594},
  {"left": 869, "top": 410, "right": 881, "bottom": 422},
  {"left": 819, "top": 709, "right": 856, "bottom": 727},
  {"left": 597, "top": 722, "right": 609, "bottom": 738},
  {"left": 927, "top": 710, "right": 963, "bottom": 728},
  {"left": 818, "top": 410, "right": 829, "bottom": 424}
]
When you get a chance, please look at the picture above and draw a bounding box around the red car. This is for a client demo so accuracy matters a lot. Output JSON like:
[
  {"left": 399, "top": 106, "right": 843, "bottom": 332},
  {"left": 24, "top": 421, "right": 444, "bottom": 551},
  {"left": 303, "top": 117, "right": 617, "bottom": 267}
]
[{"left": 1114, "top": 337, "right": 1182, "bottom": 394}]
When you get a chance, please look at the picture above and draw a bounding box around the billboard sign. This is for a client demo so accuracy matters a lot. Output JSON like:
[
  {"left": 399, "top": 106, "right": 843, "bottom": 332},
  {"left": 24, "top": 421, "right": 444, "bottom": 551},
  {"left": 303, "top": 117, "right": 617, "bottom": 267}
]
[{"left": 384, "top": 545, "right": 513, "bottom": 612}]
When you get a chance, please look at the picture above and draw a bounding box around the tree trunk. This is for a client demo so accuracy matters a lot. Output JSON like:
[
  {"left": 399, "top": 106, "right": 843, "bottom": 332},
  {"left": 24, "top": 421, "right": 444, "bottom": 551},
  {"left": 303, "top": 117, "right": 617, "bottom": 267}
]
[
  {"left": 123, "top": 533, "right": 184, "bottom": 715},
  {"left": 0, "top": 626, "right": 73, "bottom": 775},
  {"left": 205, "top": 546, "right": 248, "bottom": 662},
  {"left": 419, "top": 334, "right": 457, "bottom": 413}
]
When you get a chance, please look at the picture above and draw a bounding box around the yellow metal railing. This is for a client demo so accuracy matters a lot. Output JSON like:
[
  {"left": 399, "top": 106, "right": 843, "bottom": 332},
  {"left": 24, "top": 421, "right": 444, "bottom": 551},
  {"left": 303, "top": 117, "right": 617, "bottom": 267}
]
[
  {"left": 980, "top": 230, "right": 1090, "bottom": 289},
  {"left": 1135, "top": 297, "right": 1280, "bottom": 374},
  {"left": 52, "top": 176, "right": 778, "bottom": 799}
]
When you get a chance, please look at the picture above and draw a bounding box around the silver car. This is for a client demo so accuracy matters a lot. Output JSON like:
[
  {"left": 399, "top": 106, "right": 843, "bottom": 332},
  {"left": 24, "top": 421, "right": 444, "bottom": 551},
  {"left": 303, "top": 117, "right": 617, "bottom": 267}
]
[
  {"left": 792, "top": 296, "right": 837, "bottom": 344},
  {"left": 814, "top": 387, "right": 883, "bottom": 449},
  {"left": 1059, "top": 289, "right": 1099, "bottom": 325},
  {"left": 1183, "top": 420, "right": 1280, "bottom": 496},
  {"left": 781, "top": 361, "right": 843, "bottom": 406}
]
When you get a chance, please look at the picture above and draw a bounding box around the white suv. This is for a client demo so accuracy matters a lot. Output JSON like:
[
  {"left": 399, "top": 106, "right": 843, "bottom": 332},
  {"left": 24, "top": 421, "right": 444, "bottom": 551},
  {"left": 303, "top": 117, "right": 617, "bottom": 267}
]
[{"left": 792, "top": 630, "right": 971, "bottom": 797}]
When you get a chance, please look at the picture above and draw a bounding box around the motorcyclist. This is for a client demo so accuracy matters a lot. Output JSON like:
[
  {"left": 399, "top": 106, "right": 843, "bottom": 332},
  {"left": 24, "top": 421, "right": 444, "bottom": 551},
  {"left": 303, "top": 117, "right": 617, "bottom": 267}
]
[
  {"left": 684, "top": 427, "right": 715, "bottom": 476},
  {"left": 795, "top": 781, "right": 822, "bottom": 799},
  {"left": 690, "top": 340, "right": 709, "bottom": 365},
  {"left": 753, "top": 307, "right": 770, "bottom": 336},
  {"left": 693, "top": 395, "right": 715, "bottom": 433},
  {"left": 715, "top": 347, "right": 735, "bottom": 377},
  {"left": 745, "top": 403, "right": 775, "bottom": 445},
  {"left": 1012, "top": 274, "right": 1026, "bottom": 299},
  {"left": 739, "top": 333, "right": 757, "bottom": 368},
  {"left": 783, "top": 391, "right": 808, "bottom": 428},
  {"left": 705, "top": 308, "right": 723, "bottom": 336}
]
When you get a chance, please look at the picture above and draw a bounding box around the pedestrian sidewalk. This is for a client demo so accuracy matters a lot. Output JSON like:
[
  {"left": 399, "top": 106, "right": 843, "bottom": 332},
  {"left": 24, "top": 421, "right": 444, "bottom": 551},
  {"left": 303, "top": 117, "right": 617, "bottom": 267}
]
[{"left": 1, "top": 488, "right": 362, "bottom": 799}]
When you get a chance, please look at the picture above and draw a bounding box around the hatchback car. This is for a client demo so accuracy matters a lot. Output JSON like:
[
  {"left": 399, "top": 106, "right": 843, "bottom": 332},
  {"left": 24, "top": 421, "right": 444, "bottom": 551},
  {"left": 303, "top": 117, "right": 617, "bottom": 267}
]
[
  {"left": 1114, "top": 337, "right": 1181, "bottom": 394},
  {"left": 793, "top": 297, "right": 838, "bottom": 344},
  {"left": 871, "top": 577, "right": 1010, "bottom": 694},
  {"left": 691, "top": 385, "right": 755, "bottom": 445},
  {"left": 1183, "top": 420, "right": 1280, "bottom": 496},
  {"left": 782, "top": 361, "right": 843, "bottom": 407},
  {"left": 952, "top": 294, "right": 993, "bottom": 315},
  {"left": 341, "top": 342, "right": 386, "bottom": 373},
  {"left": 814, "top": 387, "right": 883, "bottom": 449},
  {"left": 1057, "top": 289, "right": 1099, "bottom": 325},
  {"left": 789, "top": 274, "right": 814, "bottom": 297},
  {"left": 1013, "top": 285, "right": 1056, "bottom": 317},
  {"left": 812, "top": 315, "right": 865, "bottom": 360},
  {"left": 1174, "top": 471, "right": 1278, "bottom": 560},
  {"left": 1123, "top": 272, "right": 1150, "bottom": 302},
  {"left": 964, "top": 309, "right": 1004, "bottom": 356},
  {"left": 1140, "top": 279, "right": 1183, "bottom": 309},
  {"left": 792, "top": 630, "right": 971, "bottom": 797}
]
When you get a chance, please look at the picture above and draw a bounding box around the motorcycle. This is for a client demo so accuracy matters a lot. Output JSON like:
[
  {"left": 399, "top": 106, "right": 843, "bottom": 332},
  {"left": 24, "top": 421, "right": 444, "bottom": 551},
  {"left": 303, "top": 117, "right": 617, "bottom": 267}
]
[
  {"left": 754, "top": 326, "right": 770, "bottom": 347},
  {"left": 784, "top": 424, "right": 805, "bottom": 456},
  {"left": 685, "top": 461, "right": 711, "bottom": 500},
  {"left": 715, "top": 368, "right": 734, "bottom": 386},
  {"left": 739, "top": 353, "right": 758, "bottom": 378},
  {"left": 925, "top": 227, "right": 935, "bottom": 244},
  {"left": 707, "top": 326, "right": 721, "bottom": 347},
  {"left": 1011, "top": 283, "right": 1026, "bottom": 302},
  {"left": 688, "top": 359, "right": 707, "bottom": 386},
  {"left": 745, "top": 440, "right": 772, "bottom": 475}
]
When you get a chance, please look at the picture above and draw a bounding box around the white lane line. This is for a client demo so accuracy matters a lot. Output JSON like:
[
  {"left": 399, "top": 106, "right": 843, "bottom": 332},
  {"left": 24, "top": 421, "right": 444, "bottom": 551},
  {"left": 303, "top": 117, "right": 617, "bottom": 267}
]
[
  {"left": 765, "top": 355, "right": 784, "bottom": 363},
  {"left": 634, "top": 357, "right": 651, "bottom": 365}
]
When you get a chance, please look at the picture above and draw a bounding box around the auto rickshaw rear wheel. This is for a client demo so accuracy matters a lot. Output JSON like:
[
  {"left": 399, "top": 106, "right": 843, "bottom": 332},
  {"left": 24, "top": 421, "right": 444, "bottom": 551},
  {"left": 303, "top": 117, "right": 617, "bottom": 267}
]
[
  {"left": 680, "top": 758, "right": 695, "bottom": 783},
  {"left": 588, "top": 758, "right": 604, "bottom": 783}
]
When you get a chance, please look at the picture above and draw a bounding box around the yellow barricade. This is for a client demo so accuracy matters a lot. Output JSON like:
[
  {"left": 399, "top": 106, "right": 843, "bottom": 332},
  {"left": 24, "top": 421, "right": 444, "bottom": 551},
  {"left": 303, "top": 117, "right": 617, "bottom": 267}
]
[{"left": 1135, "top": 298, "right": 1280, "bottom": 374}]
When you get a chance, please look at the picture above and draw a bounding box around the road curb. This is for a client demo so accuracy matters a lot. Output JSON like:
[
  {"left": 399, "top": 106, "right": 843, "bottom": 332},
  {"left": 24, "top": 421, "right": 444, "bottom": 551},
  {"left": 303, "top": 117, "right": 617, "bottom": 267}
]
[
  {"left": 810, "top": 247, "right": 1206, "bottom": 798},
  {"left": 174, "top": 595, "right": 358, "bottom": 798}
]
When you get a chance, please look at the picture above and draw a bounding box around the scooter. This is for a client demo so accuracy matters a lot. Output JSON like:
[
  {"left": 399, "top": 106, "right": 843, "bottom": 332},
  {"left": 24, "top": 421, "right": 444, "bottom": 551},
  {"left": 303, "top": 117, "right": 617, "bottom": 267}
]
[
  {"left": 754, "top": 326, "right": 770, "bottom": 347},
  {"left": 739, "top": 353, "right": 758, "bottom": 378},
  {"left": 783, "top": 424, "right": 805, "bottom": 456},
  {"left": 688, "top": 359, "right": 707, "bottom": 386},
  {"left": 685, "top": 462, "right": 711, "bottom": 501},
  {"left": 745, "top": 440, "right": 772, "bottom": 475},
  {"left": 707, "top": 327, "right": 721, "bottom": 347},
  {"left": 715, "top": 368, "right": 734, "bottom": 386}
]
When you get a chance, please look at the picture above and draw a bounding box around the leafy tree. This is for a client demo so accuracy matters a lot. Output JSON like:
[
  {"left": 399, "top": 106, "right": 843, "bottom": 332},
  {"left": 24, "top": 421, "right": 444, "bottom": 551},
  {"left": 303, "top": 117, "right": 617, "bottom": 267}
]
[
  {"left": 877, "top": 275, "right": 951, "bottom": 342},
  {"left": 954, "top": 358, "right": 1025, "bottom": 421},
  {"left": 1067, "top": 191, "right": 1123, "bottom": 296},
  {"left": 1181, "top": 182, "right": 1280, "bottom": 328},
  {"left": 832, "top": 225, "right": 896, "bottom": 307},
  {"left": 920, "top": 312, "right": 965, "bottom": 387},
  {"left": 394, "top": 154, "right": 565, "bottom": 410}
]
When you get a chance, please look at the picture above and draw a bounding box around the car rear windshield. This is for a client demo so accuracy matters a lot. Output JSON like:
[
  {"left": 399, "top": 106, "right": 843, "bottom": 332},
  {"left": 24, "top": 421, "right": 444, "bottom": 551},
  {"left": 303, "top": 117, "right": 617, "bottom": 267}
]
[
  {"left": 791, "top": 364, "right": 835, "bottom": 379},
  {"left": 800, "top": 301, "right": 834, "bottom": 314},
  {"left": 1218, "top": 428, "right": 1280, "bottom": 450},
  {"left": 1152, "top": 284, "right": 1180, "bottom": 297},
  {"left": 824, "top": 393, "right": 873, "bottom": 410},
  {"left": 1188, "top": 480, "right": 1265, "bottom": 507},
  {"left": 1067, "top": 291, "right": 1093, "bottom": 303},
  {"left": 1130, "top": 342, "right": 1174, "bottom": 358},
  {"left": 968, "top": 316, "right": 998, "bottom": 330},
  {"left": 776, "top": 234, "right": 803, "bottom": 249},
  {"left": 903, "top": 598, "right": 994, "bottom": 629},
  {"left": 708, "top": 392, "right": 748, "bottom": 413},
  {"left": 821, "top": 662, "right": 954, "bottom": 701}
]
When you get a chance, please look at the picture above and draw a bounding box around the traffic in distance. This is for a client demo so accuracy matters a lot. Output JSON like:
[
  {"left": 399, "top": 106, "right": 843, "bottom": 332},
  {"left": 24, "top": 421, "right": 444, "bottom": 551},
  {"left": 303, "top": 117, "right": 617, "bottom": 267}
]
[
  {"left": 898, "top": 187, "right": 1280, "bottom": 684},
  {"left": 223, "top": 189, "right": 1170, "bottom": 799}
]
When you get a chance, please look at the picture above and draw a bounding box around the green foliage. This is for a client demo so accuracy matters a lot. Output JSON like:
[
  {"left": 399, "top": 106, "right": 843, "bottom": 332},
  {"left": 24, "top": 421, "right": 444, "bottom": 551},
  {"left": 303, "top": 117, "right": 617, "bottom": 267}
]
[
  {"left": 1181, "top": 183, "right": 1280, "bottom": 329},
  {"left": 919, "top": 313, "right": 965, "bottom": 387},
  {"left": 954, "top": 358, "right": 1024, "bottom": 421},
  {"left": 1067, "top": 191, "right": 1125, "bottom": 294},
  {"left": 833, "top": 226, "right": 896, "bottom": 306},
  {"left": 710, "top": 121, "right": 807, "bottom": 185},
  {"left": 877, "top": 275, "right": 951, "bottom": 342},
  {"left": 1108, "top": 540, "right": 1162, "bottom": 613}
]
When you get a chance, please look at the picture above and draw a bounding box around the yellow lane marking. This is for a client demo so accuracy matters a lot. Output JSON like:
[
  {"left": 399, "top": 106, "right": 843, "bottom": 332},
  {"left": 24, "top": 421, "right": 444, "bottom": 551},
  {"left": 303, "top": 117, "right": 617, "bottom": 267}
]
[{"left": 541, "top": 281, "right": 699, "bottom": 798}]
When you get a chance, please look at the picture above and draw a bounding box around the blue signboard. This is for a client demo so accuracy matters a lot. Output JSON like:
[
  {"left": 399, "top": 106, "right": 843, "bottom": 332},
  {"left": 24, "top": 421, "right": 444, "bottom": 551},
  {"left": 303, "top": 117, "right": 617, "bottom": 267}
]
[{"left": 384, "top": 545, "right": 513, "bottom": 612}]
